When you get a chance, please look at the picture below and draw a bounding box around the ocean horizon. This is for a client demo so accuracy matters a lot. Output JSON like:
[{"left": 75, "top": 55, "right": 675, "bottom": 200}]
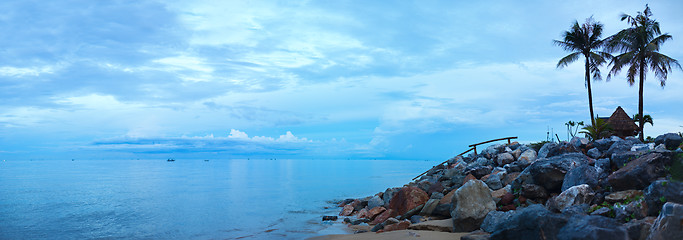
[{"left": 0, "top": 158, "right": 439, "bottom": 239}]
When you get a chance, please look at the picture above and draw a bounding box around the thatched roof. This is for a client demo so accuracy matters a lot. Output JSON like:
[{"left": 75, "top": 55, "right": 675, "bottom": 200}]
[{"left": 607, "top": 106, "right": 639, "bottom": 137}]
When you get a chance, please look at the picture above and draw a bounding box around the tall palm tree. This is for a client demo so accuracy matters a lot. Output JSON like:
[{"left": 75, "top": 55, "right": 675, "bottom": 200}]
[
  {"left": 607, "top": 5, "right": 681, "bottom": 141},
  {"left": 554, "top": 17, "right": 610, "bottom": 127}
]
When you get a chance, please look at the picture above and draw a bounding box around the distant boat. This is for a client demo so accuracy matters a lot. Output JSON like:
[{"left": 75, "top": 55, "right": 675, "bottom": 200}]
[{"left": 167, "top": 158, "right": 175, "bottom": 162}]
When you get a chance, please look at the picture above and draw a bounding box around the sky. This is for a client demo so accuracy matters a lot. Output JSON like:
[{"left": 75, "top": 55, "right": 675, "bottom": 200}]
[{"left": 1, "top": 0, "right": 682, "bottom": 160}]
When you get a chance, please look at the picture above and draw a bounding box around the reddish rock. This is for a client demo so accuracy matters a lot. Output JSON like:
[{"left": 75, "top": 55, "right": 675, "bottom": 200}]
[
  {"left": 350, "top": 199, "right": 362, "bottom": 209},
  {"left": 440, "top": 188, "right": 457, "bottom": 205},
  {"left": 519, "top": 196, "right": 527, "bottom": 204},
  {"left": 463, "top": 173, "right": 477, "bottom": 185},
  {"left": 500, "top": 204, "right": 517, "bottom": 211},
  {"left": 491, "top": 188, "right": 509, "bottom": 200},
  {"left": 503, "top": 172, "right": 521, "bottom": 186},
  {"left": 427, "top": 183, "right": 444, "bottom": 195},
  {"left": 500, "top": 192, "right": 515, "bottom": 205},
  {"left": 339, "top": 205, "right": 354, "bottom": 216},
  {"left": 356, "top": 208, "right": 369, "bottom": 219},
  {"left": 367, "top": 206, "right": 386, "bottom": 220},
  {"left": 370, "top": 209, "right": 398, "bottom": 225},
  {"left": 382, "top": 220, "right": 411, "bottom": 232},
  {"left": 388, "top": 186, "right": 429, "bottom": 215}
]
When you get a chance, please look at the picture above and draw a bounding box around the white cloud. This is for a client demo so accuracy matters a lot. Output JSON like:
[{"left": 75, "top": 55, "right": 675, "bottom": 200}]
[{"left": 0, "top": 65, "right": 59, "bottom": 77}]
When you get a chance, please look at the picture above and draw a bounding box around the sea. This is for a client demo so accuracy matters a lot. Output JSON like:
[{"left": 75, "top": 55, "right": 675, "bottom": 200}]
[{"left": 0, "top": 158, "right": 439, "bottom": 239}]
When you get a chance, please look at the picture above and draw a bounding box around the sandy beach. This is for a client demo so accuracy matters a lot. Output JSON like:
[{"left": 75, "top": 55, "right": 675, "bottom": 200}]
[{"left": 307, "top": 230, "right": 468, "bottom": 240}]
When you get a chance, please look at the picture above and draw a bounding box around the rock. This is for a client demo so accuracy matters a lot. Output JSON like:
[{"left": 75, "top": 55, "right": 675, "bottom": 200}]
[
  {"left": 587, "top": 148, "right": 602, "bottom": 159},
  {"left": 350, "top": 218, "right": 369, "bottom": 225},
  {"left": 632, "top": 143, "right": 654, "bottom": 152},
  {"left": 503, "top": 172, "right": 520, "bottom": 186},
  {"left": 322, "top": 216, "right": 338, "bottom": 221},
  {"left": 382, "top": 220, "right": 410, "bottom": 232},
  {"left": 605, "top": 190, "right": 643, "bottom": 203},
  {"left": 522, "top": 183, "right": 548, "bottom": 199},
  {"left": 605, "top": 140, "right": 636, "bottom": 156},
  {"left": 644, "top": 180, "right": 683, "bottom": 216},
  {"left": 512, "top": 153, "right": 590, "bottom": 193},
  {"left": 546, "top": 184, "right": 595, "bottom": 212},
  {"left": 409, "top": 215, "right": 425, "bottom": 224},
  {"left": 481, "top": 210, "right": 515, "bottom": 232},
  {"left": 450, "top": 180, "right": 496, "bottom": 232},
  {"left": 461, "top": 230, "right": 491, "bottom": 240},
  {"left": 483, "top": 173, "right": 504, "bottom": 190},
  {"left": 368, "top": 195, "right": 383, "bottom": 209},
  {"left": 561, "top": 164, "right": 599, "bottom": 191},
  {"left": 370, "top": 209, "right": 398, "bottom": 225},
  {"left": 590, "top": 207, "right": 611, "bottom": 217},
  {"left": 538, "top": 142, "right": 559, "bottom": 159},
  {"left": 482, "top": 145, "right": 501, "bottom": 159},
  {"left": 370, "top": 222, "right": 384, "bottom": 232},
  {"left": 624, "top": 217, "right": 655, "bottom": 240},
  {"left": 561, "top": 203, "right": 590, "bottom": 216},
  {"left": 338, "top": 198, "right": 354, "bottom": 207},
  {"left": 570, "top": 137, "right": 590, "bottom": 149},
  {"left": 430, "top": 192, "right": 444, "bottom": 200},
  {"left": 388, "top": 186, "right": 429, "bottom": 216},
  {"left": 511, "top": 148, "right": 522, "bottom": 160},
  {"left": 518, "top": 149, "right": 538, "bottom": 165},
  {"left": 489, "top": 204, "right": 569, "bottom": 240},
  {"left": 557, "top": 215, "right": 629, "bottom": 239},
  {"left": 496, "top": 153, "right": 515, "bottom": 166},
  {"left": 654, "top": 133, "right": 683, "bottom": 150},
  {"left": 399, "top": 204, "right": 424, "bottom": 220},
  {"left": 647, "top": 202, "right": 683, "bottom": 240},
  {"left": 593, "top": 138, "right": 615, "bottom": 152},
  {"left": 355, "top": 208, "right": 369, "bottom": 219},
  {"left": 432, "top": 203, "right": 451, "bottom": 217},
  {"left": 408, "top": 218, "right": 453, "bottom": 232},
  {"left": 492, "top": 187, "right": 511, "bottom": 203},
  {"left": 611, "top": 151, "right": 647, "bottom": 170},
  {"left": 463, "top": 173, "right": 477, "bottom": 185},
  {"left": 383, "top": 187, "right": 401, "bottom": 208},
  {"left": 367, "top": 206, "right": 386, "bottom": 220},
  {"left": 419, "top": 198, "right": 440, "bottom": 216},
  {"left": 467, "top": 166, "right": 493, "bottom": 179},
  {"left": 340, "top": 204, "right": 354, "bottom": 216},
  {"left": 654, "top": 144, "right": 668, "bottom": 152},
  {"left": 607, "top": 153, "right": 672, "bottom": 191},
  {"left": 440, "top": 188, "right": 456, "bottom": 204},
  {"left": 426, "top": 182, "right": 444, "bottom": 196}
]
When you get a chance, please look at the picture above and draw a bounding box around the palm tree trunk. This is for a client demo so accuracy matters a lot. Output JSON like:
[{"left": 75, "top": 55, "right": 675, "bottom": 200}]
[
  {"left": 638, "top": 59, "right": 645, "bottom": 141},
  {"left": 585, "top": 57, "right": 596, "bottom": 127}
]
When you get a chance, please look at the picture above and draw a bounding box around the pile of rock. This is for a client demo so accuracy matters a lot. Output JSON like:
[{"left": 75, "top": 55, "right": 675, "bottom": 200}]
[{"left": 326, "top": 133, "right": 683, "bottom": 239}]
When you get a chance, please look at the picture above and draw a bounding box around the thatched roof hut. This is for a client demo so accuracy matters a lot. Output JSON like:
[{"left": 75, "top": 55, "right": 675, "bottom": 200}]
[{"left": 606, "top": 106, "right": 639, "bottom": 138}]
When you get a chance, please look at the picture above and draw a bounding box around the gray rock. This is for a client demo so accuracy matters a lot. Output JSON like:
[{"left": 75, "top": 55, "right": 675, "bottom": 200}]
[
  {"left": 432, "top": 203, "right": 451, "bottom": 218},
  {"left": 654, "top": 144, "right": 668, "bottom": 152},
  {"left": 605, "top": 140, "right": 636, "bottom": 156},
  {"left": 546, "top": 184, "right": 595, "bottom": 213},
  {"left": 419, "top": 198, "right": 440, "bottom": 216},
  {"left": 368, "top": 195, "right": 383, "bottom": 209},
  {"left": 607, "top": 153, "right": 672, "bottom": 191},
  {"left": 512, "top": 153, "right": 591, "bottom": 193},
  {"left": 482, "top": 145, "right": 501, "bottom": 159},
  {"left": 466, "top": 165, "right": 493, "bottom": 179},
  {"left": 654, "top": 133, "right": 683, "bottom": 150},
  {"left": 522, "top": 183, "right": 548, "bottom": 199},
  {"left": 587, "top": 148, "right": 602, "bottom": 159},
  {"left": 484, "top": 172, "right": 504, "bottom": 191},
  {"left": 646, "top": 202, "right": 683, "bottom": 240},
  {"left": 611, "top": 151, "right": 647, "bottom": 170},
  {"left": 496, "top": 152, "right": 515, "bottom": 166},
  {"left": 461, "top": 230, "right": 491, "bottom": 240},
  {"left": 450, "top": 180, "right": 496, "bottom": 232},
  {"left": 570, "top": 137, "right": 590, "bottom": 149},
  {"left": 430, "top": 192, "right": 444, "bottom": 200},
  {"left": 538, "top": 142, "right": 559, "bottom": 159},
  {"left": 511, "top": 148, "right": 522, "bottom": 160},
  {"left": 644, "top": 180, "right": 683, "bottom": 216},
  {"left": 624, "top": 217, "right": 655, "bottom": 240},
  {"left": 481, "top": 210, "right": 515, "bottom": 233},
  {"left": 490, "top": 204, "right": 569, "bottom": 240},
  {"left": 631, "top": 143, "right": 655, "bottom": 152},
  {"left": 383, "top": 187, "right": 401, "bottom": 208},
  {"left": 557, "top": 215, "right": 629, "bottom": 240},
  {"left": 593, "top": 138, "right": 615, "bottom": 152},
  {"left": 561, "top": 164, "right": 599, "bottom": 191},
  {"left": 370, "top": 222, "right": 384, "bottom": 232}
]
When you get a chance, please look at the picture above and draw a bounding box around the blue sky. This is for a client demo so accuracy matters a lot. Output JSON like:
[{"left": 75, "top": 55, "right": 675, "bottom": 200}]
[{"left": 1, "top": 0, "right": 682, "bottom": 160}]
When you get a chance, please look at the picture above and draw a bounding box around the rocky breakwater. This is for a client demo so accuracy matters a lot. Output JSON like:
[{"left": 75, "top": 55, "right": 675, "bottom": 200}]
[{"left": 323, "top": 133, "right": 683, "bottom": 239}]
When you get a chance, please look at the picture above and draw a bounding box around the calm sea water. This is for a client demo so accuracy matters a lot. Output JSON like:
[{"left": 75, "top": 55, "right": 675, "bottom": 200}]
[{"left": 0, "top": 159, "right": 438, "bottom": 239}]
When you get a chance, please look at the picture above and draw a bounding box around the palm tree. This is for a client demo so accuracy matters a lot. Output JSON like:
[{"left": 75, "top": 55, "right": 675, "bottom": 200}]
[
  {"left": 554, "top": 17, "right": 611, "bottom": 127},
  {"left": 606, "top": 5, "right": 682, "bottom": 141}
]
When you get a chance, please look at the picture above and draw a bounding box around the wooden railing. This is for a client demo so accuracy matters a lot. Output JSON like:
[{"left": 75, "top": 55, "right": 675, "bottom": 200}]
[{"left": 412, "top": 136, "right": 518, "bottom": 180}]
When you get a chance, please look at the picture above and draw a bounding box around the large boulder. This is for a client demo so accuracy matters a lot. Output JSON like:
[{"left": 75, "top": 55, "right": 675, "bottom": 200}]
[
  {"left": 654, "top": 133, "right": 683, "bottom": 150},
  {"left": 643, "top": 180, "right": 683, "bottom": 216},
  {"left": 490, "top": 204, "right": 569, "bottom": 240},
  {"left": 607, "top": 153, "right": 672, "bottom": 191},
  {"left": 370, "top": 209, "right": 398, "bottom": 225},
  {"left": 538, "top": 142, "right": 559, "bottom": 159},
  {"left": 561, "top": 164, "right": 599, "bottom": 191},
  {"left": 512, "top": 153, "right": 590, "bottom": 193},
  {"left": 557, "top": 215, "right": 629, "bottom": 240},
  {"left": 546, "top": 184, "right": 595, "bottom": 212},
  {"left": 383, "top": 187, "right": 401, "bottom": 208},
  {"left": 611, "top": 151, "right": 647, "bottom": 170},
  {"left": 368, "top": 195, "right": 383, "bottom": 209},
  {"left": 570, "top": 137, "right": 590, "bottom": 150},
  {"left": 604, "top": 140, "right": 636, "bottom": 156},
  {"left": 496, "top": 153, "right": 515, "bottom": 166},
  {"left": 592, "top": 138, "right": 615, "bottom": 152},
  {"left": 419, "top": 198, "right": 440, "bottom": 216},
  {"left": 647, "top": 202, "right": 683, "bottom": 240},
  {"left": 450, "top": 180, "right": 496, "bottom": 232},
  {"left": 388, "top": 186, "right": 429, "bottom": 216}
]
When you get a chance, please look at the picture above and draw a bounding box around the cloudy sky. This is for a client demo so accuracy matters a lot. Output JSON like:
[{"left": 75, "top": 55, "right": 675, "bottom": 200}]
[{"left": 1, "top": 0, "right": 682, "bottom": 160}]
